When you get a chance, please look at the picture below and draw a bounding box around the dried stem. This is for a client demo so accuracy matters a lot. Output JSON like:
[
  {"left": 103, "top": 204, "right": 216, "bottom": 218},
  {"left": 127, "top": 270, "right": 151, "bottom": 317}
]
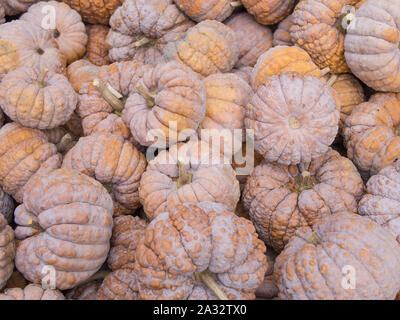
[
  {"left": 197, "top": 271, "right": 228, "bottom": 300},
  {"left": 176, "top": 160, "right": 192, "bottom": 189},
  {"left": 37, "top": 68, "right": 49, "bottom": 87},
  {"left": 93, "top": 78, "right": 125, "bottom": 112},
  {"left": 230, "top": 1, "right": 242, "bottom": 7},
  {"left": 320, "top": 67, "right": 330, "bottom": 77},
  {"left": 134, "top": 36, "right": 151, "bottom": 47},
  {"left": 136, "top": 82, "right": 156, "bottom": 108},
  {"left": 306, "top": 232, "right": 322, "bottom": 246},
  {"left": 326, "top": 74, "right": 338, "bottom": 87},
  {"left": 56, "top": 133, "right": 73, "bottom": 153},
  {"left": 27, "top": 219, "right": 45, "bottom": 233}
]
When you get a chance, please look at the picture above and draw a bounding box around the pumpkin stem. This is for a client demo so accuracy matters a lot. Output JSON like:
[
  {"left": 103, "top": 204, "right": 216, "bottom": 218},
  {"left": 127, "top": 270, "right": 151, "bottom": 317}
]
[
  {"left": 37, "top": 68, "right": 49, "bottom": 88},
  {"left": 93, "top": 78, "right": 125, "bottom": 112},
  {"left": 136, "top": 82, "right": 156, "bottom": 108},
  {"left": 196, "top": 270, "right": 229, "bottom": 300},
  {"left": 289, "top": 116, "right": 301, "bottom": 129},
  {"left": 176, "top": 160, "right": 193, "bottom": 189},
  {"left": 56, "top": 133, "right": 73, "bottom": 153},
  {"left": 335, "top": 7, "right": 355, "bottom": 34},
  {"left": 230, "top": 1, "right": 242, "bottom": 7},
  {"left": 306, "top": 232, "right": 322, "bottom": 246},
  {"left": 326, "top": 74, "right": 338, "bottom": 87},
  {"left": 288, "top": 170, "right": 317, "bottom": 193},
  {"left": 102, "top": 182, "right": 113, "bottom": 194},
  {"left": 134, "top": 36, "right": 152, "bottom": 47},
  {"left": 27, "top": 219, "right": 45, "bottom": 233},
  {"left": 320, "top": 67, "right": 330, "bottom": 77}
]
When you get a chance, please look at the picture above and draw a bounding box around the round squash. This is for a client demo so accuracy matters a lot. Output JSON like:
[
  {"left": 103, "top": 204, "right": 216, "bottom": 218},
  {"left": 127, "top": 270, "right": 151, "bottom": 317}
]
[
  {"left": 0, "top": 20, "right": 66, "bottom": 80},
  {"left": 0, "top": 66, "right": 78, "bottom": 130},
  {"left": 344, "top": 0, "right": 400, "bottom": 92},
  {"left": 67, "top": 59, "right": 100, "bottom": 93},
  {"left": 85, "top": 25, "right": 111, "bottom": 66},
  {"left": 106, "top": 0, "right": 193, "bottom": 65},
  {"left": 163, "top": 20, "right": 239, "bottom": 77},
  {"left": 139, "top": 140, "right": 240, "bottom": 221},
  {"left": 122, "top": 61, "right": 206, "bottom": 147},
  {"left": 0, "top": 122, "right": 62, "bottom": 202},
  {"left": 252, "top": 46, "right": 323, "bottom": 90},
  {"left": 241, "top": 0, "right": 296, "bottom": 25},
  {"left": 245, "top": 72, "right": 340, "bottom": 165},
  {"left": 198, "top": 72, "right": 252, "bottom": 157},
  {"left": 0, "top": 214, "right": 14, "bottom": 290},
  {"left": 225, "top": 12, "right": 273, "bottom": 68},
  {"left": 0, "top": 186, "right": 14, "bottom": 223},
  {"left": 272, "top": 15, "right": 294, "bottom": 47},
  {"left": 243, "top": 148, "right": 364, "bottom": 252},
  {"left": 0, "top": 284, "right": 65, "bottom": 300},
  {"left": 0, "top": 0, "right": 41, "bottom": 16},
  {"left": 173, "top": 0, "right": 238, "bottom": 22},
  {"left": 21, "top": 1, "right": 88, "bottom": 64},
  {"left": 274, "top": 212, "right": 400, "bottom": 299},
  {"left": 14, "top": 168, "right": 114, "bottom": 290},
  {"left": 290, "top": 0, "right": 361, "bottom": 74},
  {"left": 358, "top": 160, "right": 400, "bottom": 242},
  {"left": 343, "top": 92, "right": 400, "bottom": 176},
  {"left": 61, "top": 0, "right": 123, "bottom": 25},
  {"left": 134, "top": 202, "right": 268, "bottom": 300},
  {"left": 62, "top": 133, "right": 147, "bottom": 211}
]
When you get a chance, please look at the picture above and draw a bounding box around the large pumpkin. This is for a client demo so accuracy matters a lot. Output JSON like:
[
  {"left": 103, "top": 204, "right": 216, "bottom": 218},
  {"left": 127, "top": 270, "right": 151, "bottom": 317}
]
[
  {"left": 0, "top": 214, "right": 14, "bottom": 289},
  {"left": 245, "top": 72, "right": 339, "bottom": 165},
  {"left": 0, "top": 20, "right": 66, "bottom": 80},
  {"left": 0, "top": 122, "right": 62, "bottom": 202},
  {"left": 252, "top": 46, "right": 323, "bottom": 90},
  {"left": 358, "top": 160, "right": 400, "bottom": 242},
  {"left": 85, "top": 25, "right": 111, "bottom": 66},
  {"left": 122, "top": 61, "right": 206, "bottom": 147},
  {"left": 0, "top": 66, "right": 78, "bottom": 130},
  {"left": 134, "top": 202, "right": 268, "bottom": 300},
  {"left": 0, "top": 284, "right": 64, "bottom": 300},
  {"left": 62, "top": 133, "right": 147, "bottom": 212},
  {"left": 163, "top": 20, "right": 239, "bottom": 77},
  {"left": 14, "top": 168, "right": 114, "bottom": 290},
  {"left": 106, "top": 0, "right": 193, "bottom": 65},
  {"left": 344, "top": 0, "right": 400, "bottom": 92},
  {"left": 343, "top": 93, "right": 400, "bottom": 176},
  {"left": 139, "top": 140, "right": 240, "bottom": 221},
  {"left": 62, "top": 0, "right": 123, "bottom": 25},
  {"left": 225, "top": 12, "right": 273, "bottom": 68},
  {"left": 274, "top": 212, "right": 400, "bottom": 299},
  {"left": 290, "top": 0, "right": 361, "bottom": 74},
  {"left": 243, "top": 148, "right": 364, "bottom": 252},
  {"left": 21, "top": 1, "right": 88, "bottom": 64},
  {"left": 241, "top": 0, "right": 296, "bottom": 25}
]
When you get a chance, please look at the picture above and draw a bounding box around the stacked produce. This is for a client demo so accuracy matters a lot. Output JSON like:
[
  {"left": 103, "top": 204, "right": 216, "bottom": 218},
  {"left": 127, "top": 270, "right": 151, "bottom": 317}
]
[{"left": 0, "top": 0, "right": 399, "bottom": 300}]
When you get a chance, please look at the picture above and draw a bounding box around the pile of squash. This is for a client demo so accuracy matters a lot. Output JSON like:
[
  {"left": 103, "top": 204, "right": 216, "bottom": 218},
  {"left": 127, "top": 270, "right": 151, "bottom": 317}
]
[{"left": 0, "top": 0, "right": 400, "bottom": 300}]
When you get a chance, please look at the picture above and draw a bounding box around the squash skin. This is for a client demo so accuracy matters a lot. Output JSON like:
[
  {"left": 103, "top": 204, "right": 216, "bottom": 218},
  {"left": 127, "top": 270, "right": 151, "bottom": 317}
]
[
  {"left": 345, "top": 0, "right": 400, "bottom": 92},
  {"left": 14, "top": 168, "right": 114, "bottom": 290},
  {"left": 274, "top": 212, "right": 400, "bottom": 300},
  {"left": 272, "top": 15, "right": 294, "bottom": 47},
  {"left": 0, "top": 0, "right": 41, "bottom": 16},
  {"left": 241, "top": 0, "right": 296, "bottom": 26},
  {"left": 245, "top": 72, "right": 339, "bottom": 165},
  {"left": 0, "top": 214, "right": 14, "bottom": 290},
  {"left": 173, "top": 0, "right": 234, "bottom": 22},
  {"left": 243, "top": 148, "right": 364, "bottom": 252},
  {"left": 0, "top": 284, "right": 64, "bottom": 300},
  {"left": 85, "top": 25, "right": 111, "bottom": 66}
]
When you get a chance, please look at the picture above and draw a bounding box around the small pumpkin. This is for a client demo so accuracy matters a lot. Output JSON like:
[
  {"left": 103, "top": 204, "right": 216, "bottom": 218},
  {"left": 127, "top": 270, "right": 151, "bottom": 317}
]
[
  {"left": 173, "top": 0, "right": 238, "bottom": 22},
  {"left": 0, "top": 66, "right": 78, "bottom": 130},
  {"left": 358, "top": 160, "right": 400, "bottom": 241},
  {"left": 61, "top": 0, "right": 123, "bottom": 25},
  {"left": 0, "top": 284, "right": 65, "bottom": 300},
  {"left": 241, "top": 0, "right": 296, "bottom": 25},
  {"left": 0, "top": 0, "right": 40, "bottom": 16},
  {"left": 163, "top": 20, "right": 239, "bottom": 77},
  {"left": 290, "top": 0, "right": 361, "bottom": 74},
  {"left": 343, "top": 93, "right": 400, "bottom": 176},
  {"left": 0, "top": 122, "right": 62, "bottom": 202},
  {"left": 272, "top": 15, "right": 294, "bottom": 47},
  {"left": 198, "top": 72, "right": 252, "bottom": 157},
  {"left": 14, "top": 168, "right": 114, "bottom": 290},
  {"left": 134, "top": 202, "right": 268, "bottom": 300},
  {"left": 0, "top": 185, "right": 14, "bottom": 223},
  {"left": 245, "top": 72, "right": 340, "bottom": 165},
  {"left": 0, "top": 214, "right": 14, "bottom": 290},
  {"left": 97, "top": 215, "right": 147, "bottom": 300},
  {"left": 122, "top": 61, "right": 206, "bottom": 147},
  {"left": 0, "top": 20, "right": 66, "bottom": 80},
  {"left": 252, "top": 46, "right": 323, "bottom": 90},
  {"left": 139, "top": 140, "right": 240, "bottom": 221},
  {"left": 344, "top": 0, "right": 400, "bottom": 92},
  {"left": 85, "top": 25, "right": 111, "bottom": 66},
  {"left": 225, "top": 12, "right": 273, "bottom": 68},
  {"left": 62, "top": 133, "right": 147, "bottom": 212},
  {"left": 21, "top": 1, "right": 88, "bottom": 64},
  {"left": 243, "top": 148, "right": 364, "bottom": 252},
  {"left": 67, "top": 59, "right": 100, "bottom": 92},
  {"left": 274, "top": 212, "right": 400, "bottom": 299},
  {"left": 106, "top": 0, "right": 193, "bottom": 65}
]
